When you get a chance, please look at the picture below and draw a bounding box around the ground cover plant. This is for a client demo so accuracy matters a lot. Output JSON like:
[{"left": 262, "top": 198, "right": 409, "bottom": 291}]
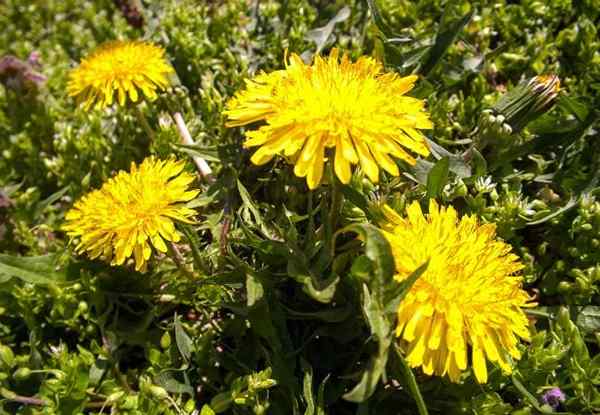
[{"left": 1, "top": 0, "right": 599, "bottom": 413}]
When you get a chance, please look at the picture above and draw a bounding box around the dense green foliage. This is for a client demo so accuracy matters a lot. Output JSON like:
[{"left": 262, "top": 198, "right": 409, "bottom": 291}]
[{"left": 0, "top": 0, "right": 599, "bottom": 413}]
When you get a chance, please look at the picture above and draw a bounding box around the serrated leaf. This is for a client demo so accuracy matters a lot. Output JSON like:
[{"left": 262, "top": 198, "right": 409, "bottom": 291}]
[{"left": 343, "top": 285, "right": 391, "bottom": 402}]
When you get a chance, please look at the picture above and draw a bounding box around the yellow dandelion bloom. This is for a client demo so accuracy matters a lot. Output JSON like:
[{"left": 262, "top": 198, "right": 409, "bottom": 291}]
[
  {"left": 67, "top": 40, "right": 173, "bottom": 110},
  {"left": 224, "top": 49, "right": 432, "bottom": 189},
  {"left": 63, "top": 157, "right": 199, "bottom": 272},
  {"left": 381, "top": 200, "right": 534, "bottom": 383}
]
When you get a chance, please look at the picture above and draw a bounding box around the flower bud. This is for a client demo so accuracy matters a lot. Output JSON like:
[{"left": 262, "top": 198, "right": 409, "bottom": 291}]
[
  {"left": 13, "top": 367, "right": 31, "bottom": 380},
  {"left": 489, "top": 74, "right": 560, "bottom": 133},
  {"left": 0, "top": 345, "right": 15, "bottom": 369},
  {"left": 149, "top": 385, "right": 169, "bottom": 400},
  {"left": 160, "top": 332, "right": 171, "bottom": 349}
]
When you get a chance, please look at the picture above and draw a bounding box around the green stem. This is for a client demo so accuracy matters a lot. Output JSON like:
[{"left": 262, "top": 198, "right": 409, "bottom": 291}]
[
  {"left": 394, "top": 344, "right": 429, "bottom": 415},
  {"left": 134, "top": 105, "right": 155, "bottom": 142},
  {"left": 328, "top": 172, "right": 344, "bottom": 232},
  {"left": 166, "top": 241, "right": 194, "bottom": 278},
  {"left": 180, "top": 224, "right": 210, "bottom": 275}
]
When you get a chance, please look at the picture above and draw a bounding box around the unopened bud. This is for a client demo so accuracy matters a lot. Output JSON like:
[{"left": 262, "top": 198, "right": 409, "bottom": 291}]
[
  {"left": 13, "top": 367, "right": 31, "bottom": 380},
  {"left": 487, "top": 74, "right": 561, "bottom": 133},
  {"left": 160, "top": 332, "right": 171, "bottom": 349},
  {"left": 149, "top": 385, "right": 169, "bottom": 400}
]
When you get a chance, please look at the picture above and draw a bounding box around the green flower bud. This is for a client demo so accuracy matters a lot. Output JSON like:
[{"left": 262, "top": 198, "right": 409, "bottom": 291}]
[
  {"left": 148, "top": 348, "right": 161, "bottom": 365},
  {"left": 489, "top": 75, "right": 561, "bottom": 133},
  {"left": 122, "top": 395, "right": 139, "bottom": 409},
  {"left": 13, "top": 367, "right": 31, "bottom": 380},
  {"left": 183, "top": 398, "right": 196, "bottom": 413},
  {"left": 160, "top": 332, "right": 171, "bottom": 349},
  {"left": 149, "top": 385, "right": 169, "bottom": 400},
  {"left": 0, "top": 345, "right": 15, "bottom": 369},
  {"left": 557, "top": 281, "right": 572, "bottom": 293},
  {"left": 106, "top": 391, "right": 125, "bottom": 404},
  {"left": 0, "top": 387, "right": 17, "bottom": 400},
  {"left": 77, "top": 301, "right": 88, "bottom": 313}
]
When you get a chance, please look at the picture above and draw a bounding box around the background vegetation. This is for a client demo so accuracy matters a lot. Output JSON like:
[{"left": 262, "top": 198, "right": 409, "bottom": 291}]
[{"left": 0, "top": 0, "right": 599, "bottom": 413}]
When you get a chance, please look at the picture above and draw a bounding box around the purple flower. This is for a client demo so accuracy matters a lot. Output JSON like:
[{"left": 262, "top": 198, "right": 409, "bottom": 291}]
[
  {"left": 541, "top": 387, "right": 566, "bottom": 410},
  {"left": 0, "top": 54, "right": 46, "bottom": 92}
]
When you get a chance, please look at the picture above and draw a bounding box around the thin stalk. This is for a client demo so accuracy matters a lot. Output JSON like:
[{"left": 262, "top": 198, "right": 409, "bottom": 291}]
[
  {"left": 134, "top": 105, "right": 155, "bottom": 142},
  {"left": 172, "top": 112, "right": 214, "bottom": 182},
  {"left": 394, "top": 344, "right": 429, "bottom": 415},
  {"left": 328, "top": 174, "right": 344, "bottom": 232},
  {"left": 167, "top": 241, "right": 194, "bottom": 278},
  {"left": 2, "top": 394, "right": 47, "bottom": 406}
]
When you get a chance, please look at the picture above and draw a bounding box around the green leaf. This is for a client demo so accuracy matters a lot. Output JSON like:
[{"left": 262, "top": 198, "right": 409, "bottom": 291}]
[
  {"left": 340, "top": 185, "right": 372, "bottom": 219},
  {"left": 305, "top": 6, "right": 350, "bottom": 55},
  {"left": 288, "top": 257, "right": 340, "bottom": 303},
  {"left": 34, "top": 185, "right": 70, "bottom": 218},
  {"left": 343, "top": 285, "right": 391, "bottom": 402},
  {"left": 426, "top": 157, "right": 450, "bottom": 199},
  {"left": 283, "top": 304, "right": 351, "bottom": 323},
  {"left": 393, "top": 345, "right": 429, "bottom": 415},
  {"left": 316, "top": 375, "right": 329, "bottom": 415},
  {"left": 511, "top": 375, "right": 561, "bottom": 415},
  {"left": 469, "top": 147, "right": 487, "bottom": 177},
  {"left": 156, "top": 370, "right": 194, "bottom": 395},
  {"left": 174, "top": 314, "right": 193, "bottom": 362},
  {"left": 0, "top": 253, "right": 66, "bottom": 285},
  {"left": 384, "top": 260, "right": 429, "bottom": 315},
  {"left": 237, "top": 179, "right": 271, "bottom": 237},
  {"left": 419, "top": 10, "right": 473, "bottom": 76},
  {"left": 366, "top": 0, "right": 397, "bottom": 39},
  {"left": 172, "top": 143, "right": 221, "bottom": 162},
  {"left": 574, "top": 306, "right": 600, "bottom": 335},
  {"left": 526, "top": 196, "right": 577, "bottom": 226},
  {"left": 558, "top": 95, "right": 589, "bottom": 122},
  {"left": 335, "top": 224, "right": 394, "bottom": 300},
  {"left": 246, "top": 272, "right": 264, "bottom": 307},
  {"left": 302, "top": 360, "right": 315, "bottom": 415}
]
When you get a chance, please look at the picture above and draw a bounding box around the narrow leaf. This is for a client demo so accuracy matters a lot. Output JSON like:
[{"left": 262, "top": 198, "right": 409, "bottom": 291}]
[
  {"left": 420, "top": 11, "right": 473, "bottom": 76},
  {"left": 385, "top": 260, "right": 429, "bottom": 315},
  {"left": 0, "top": 253, "right": 65, "bottom": 285},
  {"left": 174, "top": 314, "right": 193, "bottom": 362}
]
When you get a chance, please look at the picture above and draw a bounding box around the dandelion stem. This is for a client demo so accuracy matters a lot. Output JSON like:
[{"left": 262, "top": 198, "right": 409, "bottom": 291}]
[
  {"left": 172, "top": 111, "right": 214, "bottom": 183},
  {"left": 134, "top": 105, "right": 155, "bottom": 142},
  {"left": 329, "top": 174, "right": 344, "bottom": 231},
  {"left": 167, "top": 241, "right": 194, "bottom": 277}
]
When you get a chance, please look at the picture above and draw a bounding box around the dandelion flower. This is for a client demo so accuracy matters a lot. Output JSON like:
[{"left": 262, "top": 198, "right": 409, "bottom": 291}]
[
  {"left": 63, "top": 157, "right": 199, "bottom": 272},
  {"left": 381, "top": 200, "right": 534, "bottom": 383},
  {"left": 67, "top": 40, "right": 173, "bottom": 110},
  {"left": 224, "top": 49, "right": 432, "bottom": 189}
]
